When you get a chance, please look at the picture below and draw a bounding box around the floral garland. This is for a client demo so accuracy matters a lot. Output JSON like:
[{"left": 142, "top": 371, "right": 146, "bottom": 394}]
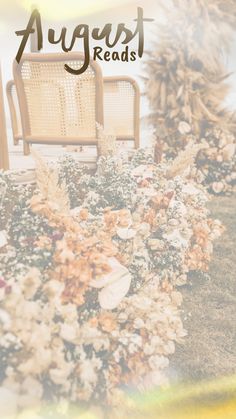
[{"left": 0, "top": 149, "right": 223, "bottom": 416}]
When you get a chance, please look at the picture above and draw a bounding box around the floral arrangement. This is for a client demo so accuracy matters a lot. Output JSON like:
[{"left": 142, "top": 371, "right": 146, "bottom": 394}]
[
  {"left": 0, "top": 149, "right": 223, "bottom": 416},
  {"left": 195, "top": 128, "right": 236, "bottom": 194},
  {"left": 162, "top": 125, "right": 236, "bottom": 195},
  {"left": 144, "top": 0, "right": 236, "bottom": 195}
]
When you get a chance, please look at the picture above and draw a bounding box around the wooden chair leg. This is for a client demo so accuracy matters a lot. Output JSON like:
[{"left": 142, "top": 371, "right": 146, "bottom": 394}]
[
  {"left": 23, "top": 141, "right": 30, "bottom": 156},
  {"left": 0, "top": 64, "right": 9, "bottom": 170}
]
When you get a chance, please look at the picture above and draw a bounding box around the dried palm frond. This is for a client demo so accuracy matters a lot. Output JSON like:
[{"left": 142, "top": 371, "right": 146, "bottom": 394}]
[
  {"left": 158, "top": 0, "right": 236, "bottom": 61},
  {"left": 166, "top": 142, "right": 208, "bottom": 179},
  {"left": 32, "top": 150, "right": 70, "bottom": 215},
  {"left": 145, "top": 0, "right": 236, "bottom": 149}
]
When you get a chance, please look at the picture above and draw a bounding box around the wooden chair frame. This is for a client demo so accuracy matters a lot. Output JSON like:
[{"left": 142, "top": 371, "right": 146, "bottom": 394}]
[
  {"left": 6, "top": 80, "right": 22, "bottom": 146},
  {"left": 0, "top": 65, "right": 9, "bottom": 170}
]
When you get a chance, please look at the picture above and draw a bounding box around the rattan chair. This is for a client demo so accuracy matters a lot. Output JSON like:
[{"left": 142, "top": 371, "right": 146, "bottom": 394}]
[{"left": 8, "top": 53, "right": 140, "bottom": 155}]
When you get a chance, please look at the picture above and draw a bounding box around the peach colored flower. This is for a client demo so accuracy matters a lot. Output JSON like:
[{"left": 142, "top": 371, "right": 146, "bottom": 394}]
[
  {"left": 193, "top": 222, "right": 211, "bottom": 247},
  {"left": 118, "top": 209, "right": 132, "bottom": 227},
  {"left": 36, "top": 235, "right": 52, "bottom": 250},
  {"left": 185, "top": 244, "right": 210, "bottom": 271},
  {"left": 98, "top": 312, "right": 117, "bottom": 332},
  {"left": 89, "top": 252, "right": 111, "bottom": 277},
  {"left": 151, "top": 191, "right": 174, "bottom": 210},
  {"left": 79, "top": 208, "right": 89, "bottom": 221},
  {"left": 127, "top": 352, "right": 147, "bottom": 378},
  {"left": 104, "top": 211, "right": 118, "bottom": 230},
  {"left": 108, "top": 364, "right": 122, "bottom": 386},
  {"left": 161, "top": 280, "right": 173, "bottom": 293},
  {"left": 88, "top": 317, "right": 98, "bottom": 328},
  {"left": 144, "top": 208, "right": 157, "bottom": 228},
  {"left": 139, "top": 179, "right": 150, "bottom": 188}
]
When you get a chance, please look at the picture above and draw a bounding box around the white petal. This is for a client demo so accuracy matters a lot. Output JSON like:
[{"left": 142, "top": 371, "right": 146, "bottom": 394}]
[
  {"left": 0, "top": 231, "right": 7, "bottom": 248},
  {"left": 132, "top": 165, "right": 154, "bottom": 179},
  {"left": 178, "top": 121, "right": 191, "bottom": 134},
  {"left": 163, "top": 230, "right": 188, "bottom": 249},
  {"left": 117, "top": 227, "right": 136, "bottom": 240},
  {"left": 60, "top": 324, "right": 77, "bottom": 343},
  {"left": 90, "top": 258, "right": 129, "bottom": 289},
  {"left": 98, "top": 272, "right": 131, "bottom": 310}
]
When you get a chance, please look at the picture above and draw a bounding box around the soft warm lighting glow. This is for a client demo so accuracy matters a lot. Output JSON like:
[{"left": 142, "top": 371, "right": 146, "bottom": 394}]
[{"left": 20, "top": 0, "right": 135, "bottom": 20}]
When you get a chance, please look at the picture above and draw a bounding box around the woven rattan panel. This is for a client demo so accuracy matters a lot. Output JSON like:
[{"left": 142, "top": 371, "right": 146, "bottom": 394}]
[
  {"left": 104, "top": 80, "right": 134, "bottom": 137},
  {"left": 21, "top": 60, "right": 96, "bottom": 138}
]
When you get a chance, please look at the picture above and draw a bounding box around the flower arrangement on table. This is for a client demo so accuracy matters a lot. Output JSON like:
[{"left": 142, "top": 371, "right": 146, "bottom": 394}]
[{"left": 0, "top": 149, "right": 223, "bottom": 416}]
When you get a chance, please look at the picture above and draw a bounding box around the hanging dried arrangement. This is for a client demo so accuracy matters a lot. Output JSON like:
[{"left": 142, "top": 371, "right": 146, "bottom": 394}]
[{"left": 145, "top": 0, "right": 236, "bottom": 194}]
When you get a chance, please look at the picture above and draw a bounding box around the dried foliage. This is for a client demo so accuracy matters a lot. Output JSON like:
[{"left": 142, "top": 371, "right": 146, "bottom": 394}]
[
  {"left": 145, "top": 0, "right": 236, "bottom": 193},
  {"left": 166, "top": 142, "right": 207, "bottom": 179},
  {"left": 145, "top": 0, "right": 236, "bottom": 137},
  {"left": 32, "top": 150, "right": 70, "bottom": 215}
]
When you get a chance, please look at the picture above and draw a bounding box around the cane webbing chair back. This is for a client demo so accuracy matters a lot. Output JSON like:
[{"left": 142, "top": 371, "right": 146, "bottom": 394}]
[
  {"left": 103, "top": 76, "right": 140, "bottom": 148},
  {"left": 13, "top": 53, "right": 104, "bottom": 148}
]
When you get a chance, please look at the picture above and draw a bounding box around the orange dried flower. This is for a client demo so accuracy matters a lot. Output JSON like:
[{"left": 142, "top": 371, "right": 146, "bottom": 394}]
[
  {"left": 79, "top": 208, "right": 89, "bottom": 221},
  {"left": 161, "top": 280, "right": 173, "bottom": 293},
  {"left": 139, "top": 179, "right": 150, "bottom": 188},
  {"left": 36, "top": 235, "right": 52, "bottom": 250},
  {"left": 61, "top": 280, "right": 87, "bottom": 306},
  {"left": 185, "top": 244, "right": 210, "bottom": 271},
  {"left": 104, "top": 211, "right": 118, "bottom": 229},
  {"left": 89, "top": 252, "right": 111, "bottom": 276},
  {"left": 193, "top": 222, "right": 210, "bottom": 247},
  {"left": 88, "top": 317, "right": 98, "bottom": 328},
  {"left": 118, "top": 209, "right": 132, "bottom": 227},
  {"left": 144, "top": 208, "right": 157, "bottom": 228},
  {"left": 151, "top": 191, "right": 174, "bottom": 210},
  {"left": 108, "top": 364, "right": 122, "bottom": 386},
  {"left": 127, "top": 352, "right": 147, "bottom": 378},
  {"left": 98, "top": 312, "right": 117, "bottom": 332}
]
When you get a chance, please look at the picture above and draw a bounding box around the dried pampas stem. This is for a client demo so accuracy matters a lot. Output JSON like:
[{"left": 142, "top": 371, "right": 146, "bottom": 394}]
[
  {"left": 166, "top": 142, "right": 208, "bottom": 179},
  {"left": 32, "top": 150, "right": 70, "bottom": 215}
]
